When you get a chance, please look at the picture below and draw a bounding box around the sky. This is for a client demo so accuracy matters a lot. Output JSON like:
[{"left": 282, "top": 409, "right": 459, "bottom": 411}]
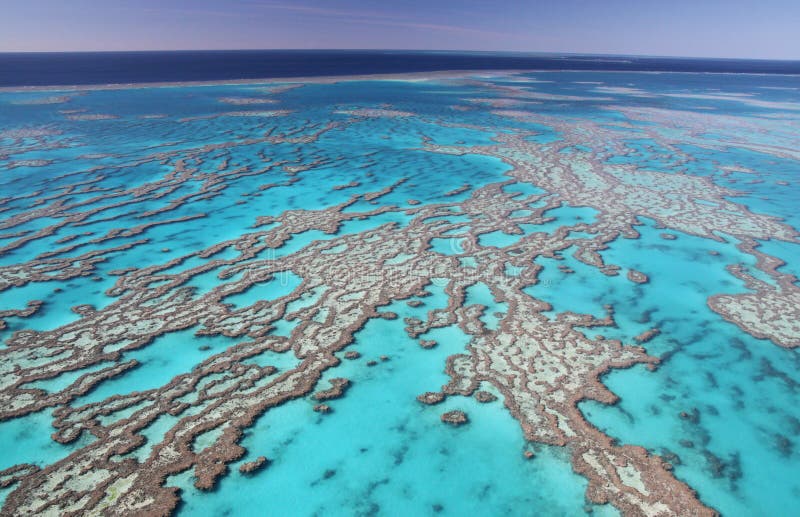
[{"left": 0, "top": 0, "right": 798, "bottom": 59}]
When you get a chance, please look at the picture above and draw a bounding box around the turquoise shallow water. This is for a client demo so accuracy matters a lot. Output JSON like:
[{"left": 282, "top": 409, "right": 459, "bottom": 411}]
[
  {"left": 170, "top": 296, "right": 617, "bottom": 516},
  {"left": 1, "top": 71, "right": 799, "bottom": 514},
  {"left": 568, "top": 220, "right": 800, "bottom": 515}
]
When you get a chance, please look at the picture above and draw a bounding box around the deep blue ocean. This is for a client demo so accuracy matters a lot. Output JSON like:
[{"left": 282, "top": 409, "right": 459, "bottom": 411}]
[{"left": 0, "top": 50, "right": 799, "bottom": 87}]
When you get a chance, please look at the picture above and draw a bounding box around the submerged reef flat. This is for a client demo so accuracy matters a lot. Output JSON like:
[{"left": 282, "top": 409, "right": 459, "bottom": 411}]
[{"left": 0, "top": 71, "right": 799, "bottom": 516}]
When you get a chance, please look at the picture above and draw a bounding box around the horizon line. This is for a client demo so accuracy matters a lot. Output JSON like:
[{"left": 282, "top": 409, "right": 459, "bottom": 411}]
[{"left": 1, "top": 48, "right": 799, "bottom": 63}]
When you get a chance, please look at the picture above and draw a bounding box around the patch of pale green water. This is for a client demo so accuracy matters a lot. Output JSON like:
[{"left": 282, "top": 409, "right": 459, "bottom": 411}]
[
  {"left": 73, "top": 328, "right": 242, "bottom": 407},
  {"left": 193, "top": 424, "right": 228, "bottom": 454},
  {"left": 286, "top": 285, "right": 327, "bottom": 314},
  {"left": 169, "top": 294, "right": 616, "bottom": 517},
  {"left": 546, "top": 219, "right": 800, "bottom": 515}
]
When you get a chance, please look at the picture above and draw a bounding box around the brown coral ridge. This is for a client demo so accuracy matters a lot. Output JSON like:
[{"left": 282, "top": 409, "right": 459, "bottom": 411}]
[
  {"left": 417, "top": 392, "right": 445, "bottom": 405},
  {"left": 474, "top": 391, "right": 497, "bottom": 403},
  {"left": 627, "top": 269, "right": 649, "bottom": 284},
  {"left": 332, "top": 181, "right": 361, "bottom": 191},
  {"left": 313, "top": 378, "right": 351, "bottom": 401},
  {"left": 440, "top": 410, "right": 469, "bottom": 426},
  {"left": 634, "top": 328, "right": 661, "bottom": 344},
  {"left": 707, "top": 238, "right": 800, "bottom": 349},
  {"left": 0, "top": 464, "right": 40, "bottom": 489},
  {"left": 0, "top": 300, "right": 44, "bottom": 329},
  {"left": 239, "top": 456, "right": 270, "bottom": 475}
]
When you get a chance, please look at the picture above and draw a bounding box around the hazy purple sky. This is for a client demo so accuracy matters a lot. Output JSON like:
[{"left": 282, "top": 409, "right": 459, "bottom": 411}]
[{"left": 1, "top": 0, "right": 797, "bottom": 59}]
